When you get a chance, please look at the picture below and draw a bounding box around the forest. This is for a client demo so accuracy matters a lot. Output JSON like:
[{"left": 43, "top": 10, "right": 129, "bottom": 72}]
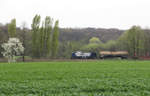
[{"left": 0, "top": 15, "right": 150, "bottom": 60}]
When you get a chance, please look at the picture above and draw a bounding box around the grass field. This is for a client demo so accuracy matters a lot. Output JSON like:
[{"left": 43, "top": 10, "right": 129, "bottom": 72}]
[{"left": 0, "top": 60, "right": 150, "bottom": 96}]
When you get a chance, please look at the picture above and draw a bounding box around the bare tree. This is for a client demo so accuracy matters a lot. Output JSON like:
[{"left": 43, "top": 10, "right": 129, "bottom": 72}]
[{"left": 20, "top": 22, "right": 27, "bottom": 62}]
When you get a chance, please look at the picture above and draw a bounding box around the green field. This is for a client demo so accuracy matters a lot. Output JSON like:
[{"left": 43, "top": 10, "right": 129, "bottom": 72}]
[{"left": 0, "top": 60, "right": 150, "bottom": 96}]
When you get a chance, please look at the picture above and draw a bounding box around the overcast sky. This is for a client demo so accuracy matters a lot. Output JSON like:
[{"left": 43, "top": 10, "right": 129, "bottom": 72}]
[{"left": 0, "top": 0, "right": 150, "bottom": 29}]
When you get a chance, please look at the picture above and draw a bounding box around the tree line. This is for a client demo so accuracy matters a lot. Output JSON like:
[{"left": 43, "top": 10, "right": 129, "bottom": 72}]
[
  {"left": 31, "top": 15, "right": 59, "bottom": 58},
  {"left": 58, "top": 26, "right": 150, "bottom": 58},
  {"left": 0, "top": 15, "right": 150, "bottom": 59},
  {"left": 0, "top": 15, "right": 59, "bottom": 59}
]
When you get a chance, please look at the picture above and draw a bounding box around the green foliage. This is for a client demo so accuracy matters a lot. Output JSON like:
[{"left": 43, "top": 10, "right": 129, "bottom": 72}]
[
  {"left": 89, "top": 37, "right": 102, "bottom": 44},
  {"left": 81, "top": 37, "right": 103, "bottom": 53},
  {"left": 39, "top": 23, "right": 44, "bottom": 57},
  {"left": 2, "top": 17, "right": 150, "bottom": 58},
  {"left": 118, "top": 26, "right": 146, "bottom": 56},
  {"left": 8, "top": 19, "right": 16, "bottom": 37},
  {"left": 39, "top": 16, "right": 53, "bottom": 57},
  {"left": 104, "top": 40, "right": 117, "bottom": 51},
  {"left": 31, "top": 15, "right": 41, "bottom": 58},
  {"left": 0, "top": 61, "right": 150, "bottom": 95},
  {"left": 81, "top": 43, "right": 100, "bottom": 51},
  {"left": 51, "top": 20, "right": 59, "bottom": 58},
  {"left": 58, "top": 41, "right": 83, "bottom": 58},
  {"left": 44, "top": 17, "right": 52, "bottom": 56},
  {"left": 31, "top": 15, "right": 59, "bottom": 58}
]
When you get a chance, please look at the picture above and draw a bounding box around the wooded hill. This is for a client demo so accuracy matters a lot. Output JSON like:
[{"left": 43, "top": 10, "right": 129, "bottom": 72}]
[
  {"left": 0, "top": 25, "right": 125, "bottom": 43},
  {"left": 1, "top": 23, "right": 150, "bottom": 59},
  {"left": 0, "top": 25, "right": 150, "bottom": 43},
  {"left": 59, "top": 28, "right": 124, "bottom": 43}
]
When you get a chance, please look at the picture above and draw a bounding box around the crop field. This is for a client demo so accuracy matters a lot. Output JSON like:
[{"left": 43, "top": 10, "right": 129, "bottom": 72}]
[{"left": 0, "top": 60, "right": 150, "bottom": 96}]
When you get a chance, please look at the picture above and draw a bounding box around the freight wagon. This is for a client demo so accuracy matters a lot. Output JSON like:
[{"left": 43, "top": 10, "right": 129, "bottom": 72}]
[{"left": 99, "top": 51, "right": 128, "bottom": 59}]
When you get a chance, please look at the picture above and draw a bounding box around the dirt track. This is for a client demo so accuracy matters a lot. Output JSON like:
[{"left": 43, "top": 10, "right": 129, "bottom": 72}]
[{"left": 1, "top": 57, "right": 149, "bottom": 63}]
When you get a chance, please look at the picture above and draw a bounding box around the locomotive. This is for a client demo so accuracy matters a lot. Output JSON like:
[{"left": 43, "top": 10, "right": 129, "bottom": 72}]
[{"left": 71, "top": 51, "right": 97, "bottom": 59}]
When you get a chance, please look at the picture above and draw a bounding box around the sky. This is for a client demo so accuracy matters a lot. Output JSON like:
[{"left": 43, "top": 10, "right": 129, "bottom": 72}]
[{"left": 0, "top": 0, "right": 150, "bottom": 29}]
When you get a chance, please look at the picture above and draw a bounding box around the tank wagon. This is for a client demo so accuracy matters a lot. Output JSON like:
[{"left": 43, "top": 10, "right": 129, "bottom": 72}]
[{"left": 99, "top": 51, "right": 128, "bottom": 59}]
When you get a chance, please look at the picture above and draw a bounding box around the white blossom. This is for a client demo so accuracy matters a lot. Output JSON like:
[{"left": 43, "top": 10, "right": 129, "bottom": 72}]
[{"left": 1, "top": 38, "right": 24, "bottom": 63}]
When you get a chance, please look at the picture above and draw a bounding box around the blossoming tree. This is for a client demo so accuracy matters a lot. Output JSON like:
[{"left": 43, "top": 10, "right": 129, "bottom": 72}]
[{"left": 1, "top": 38, "right": 24, "bottom": 63}]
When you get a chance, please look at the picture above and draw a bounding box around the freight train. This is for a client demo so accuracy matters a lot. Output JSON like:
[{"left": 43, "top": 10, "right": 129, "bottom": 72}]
[{"left": 71, "top": 51, "right": 128, "bottom": 59}]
